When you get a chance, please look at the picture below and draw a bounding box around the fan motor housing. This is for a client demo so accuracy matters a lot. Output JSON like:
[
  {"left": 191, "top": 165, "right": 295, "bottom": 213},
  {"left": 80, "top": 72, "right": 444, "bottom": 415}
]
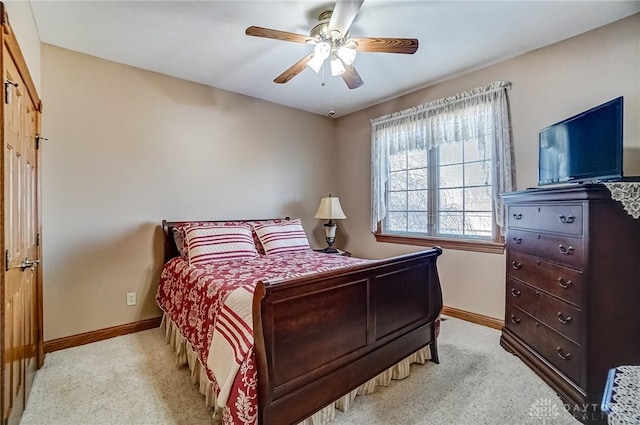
[{"left": 310, "top": 10, "right": 333, "bottom": 40}]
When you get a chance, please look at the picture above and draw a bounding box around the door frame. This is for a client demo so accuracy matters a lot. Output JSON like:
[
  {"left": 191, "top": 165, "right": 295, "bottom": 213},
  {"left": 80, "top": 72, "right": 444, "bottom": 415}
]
[{"left": 0, "top": 2, "right": 44, "bottom": 377}]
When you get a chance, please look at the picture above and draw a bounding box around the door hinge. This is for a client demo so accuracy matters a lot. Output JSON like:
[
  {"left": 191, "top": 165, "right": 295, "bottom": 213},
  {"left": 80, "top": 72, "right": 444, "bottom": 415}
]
[
  {"left": 4, "top": 79, "right": 18, "bottom": 104},
  {"left": 36, "top": 233, "right": 40, "bottom": 246},
  {"left": 35, "top": 135, "right": 48, "bottom": 150},
  {"left": 5, "top": 250, "right": 9, "bottom": 271}
]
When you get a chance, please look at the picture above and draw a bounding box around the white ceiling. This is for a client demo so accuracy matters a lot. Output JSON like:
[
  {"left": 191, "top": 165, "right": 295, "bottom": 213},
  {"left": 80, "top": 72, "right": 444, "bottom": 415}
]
[{"left": 30, "top": 1, "right": 640, "bottom": 118}]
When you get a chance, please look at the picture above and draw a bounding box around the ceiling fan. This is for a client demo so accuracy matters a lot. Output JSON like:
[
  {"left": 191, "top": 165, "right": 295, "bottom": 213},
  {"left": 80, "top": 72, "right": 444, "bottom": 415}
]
[{"left": 245, "top": 0, "right": 418, "bottom": 90}]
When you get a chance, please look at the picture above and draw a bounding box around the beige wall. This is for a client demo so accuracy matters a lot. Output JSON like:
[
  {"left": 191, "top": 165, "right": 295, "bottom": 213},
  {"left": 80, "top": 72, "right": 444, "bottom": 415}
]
[
  {"left": 40, "top": 45, "right": 336, "bottom": 340},
  {"left": 34, "top": 14, "right": 640, "bottom": 339},
  {"left": 4, "top": 0, "right": 41, "bottom": 93},
  {"left": 334, "top": 15, "right": 640, "bottom": 320}
]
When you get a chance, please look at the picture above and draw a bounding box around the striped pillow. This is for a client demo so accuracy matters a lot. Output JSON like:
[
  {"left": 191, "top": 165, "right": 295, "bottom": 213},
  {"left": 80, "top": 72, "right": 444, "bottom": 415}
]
[
  {"left": 253, "top": 219, "right": 311, "bottom": 255},
  {"left": 184, "top": 224, "right": 258, "bottom": 265},
  {"left": 246, "top": 218, "right": 292, "bottom": 255},
  {"left": 175, "top": 221, "right": 255, "bottom": 258}
]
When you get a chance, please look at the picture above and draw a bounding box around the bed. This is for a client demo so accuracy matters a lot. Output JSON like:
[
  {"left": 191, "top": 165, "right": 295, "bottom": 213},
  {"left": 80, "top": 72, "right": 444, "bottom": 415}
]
[{"left": 156, "top": 218, "right": 443, "bottom": 425}]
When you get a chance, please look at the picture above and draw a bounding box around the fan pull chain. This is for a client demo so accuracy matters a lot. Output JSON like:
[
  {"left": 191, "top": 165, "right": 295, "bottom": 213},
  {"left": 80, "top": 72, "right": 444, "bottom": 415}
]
[{"left": 328, "top": 64, "right": 335, "bottom": 118}]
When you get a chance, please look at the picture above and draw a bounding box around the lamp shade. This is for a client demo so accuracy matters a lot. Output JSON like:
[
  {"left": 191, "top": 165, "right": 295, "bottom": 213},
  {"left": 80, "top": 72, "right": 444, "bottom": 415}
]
[
  {"left": 337, "top": 45, "right": 357, "bottom": 65},
  {"left": 307, "top": 54, "right": 324, "bottom": 73},
  {"left": 330, "top": 54, "right": 346, "bottom": 76},
  {"left": 314, "top": 196, "right": 347, "bottom": 220}
]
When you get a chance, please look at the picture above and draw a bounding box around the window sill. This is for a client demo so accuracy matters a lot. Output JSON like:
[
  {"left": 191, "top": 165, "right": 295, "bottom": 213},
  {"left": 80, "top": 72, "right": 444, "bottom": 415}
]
[{"left": 374, "top": 233, "right": 505, "bottom": 254}]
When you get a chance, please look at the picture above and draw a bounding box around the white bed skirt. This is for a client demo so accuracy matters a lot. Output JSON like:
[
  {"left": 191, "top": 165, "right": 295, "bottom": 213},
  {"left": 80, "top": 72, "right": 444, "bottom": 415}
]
[{"left": 160, "top": 313, "right": 432, "bottom": 424}]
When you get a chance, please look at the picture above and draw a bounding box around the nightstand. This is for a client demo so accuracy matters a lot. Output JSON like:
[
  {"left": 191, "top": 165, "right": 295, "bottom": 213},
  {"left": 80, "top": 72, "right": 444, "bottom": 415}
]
[{"left": 313, "top": 248, "right": 352, "bottom": 257}]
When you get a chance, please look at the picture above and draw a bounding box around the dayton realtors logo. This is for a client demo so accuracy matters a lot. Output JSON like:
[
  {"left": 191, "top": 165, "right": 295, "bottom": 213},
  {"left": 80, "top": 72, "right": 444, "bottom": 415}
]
[
  {"left": 528, "top": 398, "right": 606, "bottom": 423},
  {"left": 528, "top": 398, "right": 561, "bottom": 424}
]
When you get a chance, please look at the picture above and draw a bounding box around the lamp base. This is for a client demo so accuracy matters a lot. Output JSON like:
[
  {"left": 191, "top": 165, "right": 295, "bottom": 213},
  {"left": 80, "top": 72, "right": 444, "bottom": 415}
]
[
  {"left": 323, "top": 222, "right": 338, "bottom": 253},
  {"left": 319, "top": 246, "right": 340, "bottom": 254}
]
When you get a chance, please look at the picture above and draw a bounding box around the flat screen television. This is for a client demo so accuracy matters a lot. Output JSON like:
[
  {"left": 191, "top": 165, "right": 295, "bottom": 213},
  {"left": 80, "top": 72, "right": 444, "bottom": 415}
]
[{"left": 538, "top": 96, "right": 623, "bottom": 186}]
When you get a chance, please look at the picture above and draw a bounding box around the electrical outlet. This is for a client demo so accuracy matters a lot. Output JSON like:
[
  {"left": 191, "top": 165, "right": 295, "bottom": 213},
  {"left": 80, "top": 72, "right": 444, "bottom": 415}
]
[{"left": 126, "top": 292, "right": 136, "bottom": 306}]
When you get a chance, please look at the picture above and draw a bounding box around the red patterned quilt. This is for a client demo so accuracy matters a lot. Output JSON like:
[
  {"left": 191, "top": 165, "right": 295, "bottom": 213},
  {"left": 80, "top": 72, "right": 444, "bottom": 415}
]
[{"left": 156, "top": 251, "right": 372, "bottom": 425}]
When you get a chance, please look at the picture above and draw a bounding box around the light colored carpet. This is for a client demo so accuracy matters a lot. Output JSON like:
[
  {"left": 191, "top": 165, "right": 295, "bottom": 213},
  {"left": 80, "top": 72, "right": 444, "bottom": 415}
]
[{"left": 20, "top": 318, "right": 582, "bottom": 425}]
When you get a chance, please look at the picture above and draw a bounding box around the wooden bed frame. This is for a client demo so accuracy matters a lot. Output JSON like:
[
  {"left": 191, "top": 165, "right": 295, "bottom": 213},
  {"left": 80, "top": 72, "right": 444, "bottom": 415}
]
[{"left": 162, "top": 219, "right": 443, "bottom": 425}]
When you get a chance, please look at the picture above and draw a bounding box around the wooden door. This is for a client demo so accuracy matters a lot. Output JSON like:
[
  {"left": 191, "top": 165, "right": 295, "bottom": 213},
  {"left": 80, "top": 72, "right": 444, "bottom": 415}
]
[{"left": 2, "top": 46, "right": 40, "bottom": 425}]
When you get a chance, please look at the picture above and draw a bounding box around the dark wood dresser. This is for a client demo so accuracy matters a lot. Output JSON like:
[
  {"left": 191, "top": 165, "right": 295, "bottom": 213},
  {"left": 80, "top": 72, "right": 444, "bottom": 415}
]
[{"left": 500, "top": 184, "right": 640, "bottom": 422}]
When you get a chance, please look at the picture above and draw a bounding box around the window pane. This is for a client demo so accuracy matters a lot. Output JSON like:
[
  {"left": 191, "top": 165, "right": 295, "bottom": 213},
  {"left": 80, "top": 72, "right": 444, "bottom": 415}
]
[
  {"left": 388, "top": 212, "right": 407, "bottom": 232},
  {"left": 438, "top": 142, "right": 463, "bottom": 165},
  {"left": 408, "top": 168, "right": 428, "bottom": 190},
  {"left": 463, "top": 139, "right": 490, "bottom": 162},
  {"left": 464, "top": 212, "right": 493, "bottom": 237},
  {"left": 407, "top": 149, "right": 427, "bottom": 169},
  {"left": 438, "top": 212, "right": 464, "bottom": 235},
  {"left": 464, "top": 161, "right": 491, "bottom": 186},
  {"left": 408, "top": 212, "right": 428, "bottom": 233},
  {"left": 389, "top": 191, "right": 407, "bottom": 210},
  {"left": 390, "top": 153, "right": 407, "bottom": 171},
  {"left": 464, "top": 186, "right": 492, "bottom": 211},
  {"left": 439, "top": 188, "right": 464, "bottom": 212},
  {"left": 439, "top": 164, "right": 464, "bottom": 188},
  {"left": 408, "top": 190, "right": 428, "bottom": 211},
  {"left": 389, "top": 170, "right": 407, "bottom": 191}
]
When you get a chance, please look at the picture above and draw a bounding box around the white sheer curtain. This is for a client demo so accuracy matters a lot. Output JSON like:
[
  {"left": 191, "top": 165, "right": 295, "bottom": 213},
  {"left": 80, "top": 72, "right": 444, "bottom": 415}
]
[{"left": 371, "top": 81, "right": 515, "bottom": 234}]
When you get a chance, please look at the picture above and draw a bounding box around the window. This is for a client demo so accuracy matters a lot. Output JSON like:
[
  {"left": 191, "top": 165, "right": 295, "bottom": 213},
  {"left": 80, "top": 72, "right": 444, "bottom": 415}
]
[
  {"left": 386, "top": 124, "right": 493, "bottom": 239},
  {"left": 371, "top": 82, "right": 514, "bottom": 253}
]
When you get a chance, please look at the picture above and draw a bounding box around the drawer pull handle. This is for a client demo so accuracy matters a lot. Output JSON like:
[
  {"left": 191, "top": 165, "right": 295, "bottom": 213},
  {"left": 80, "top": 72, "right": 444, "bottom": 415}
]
[
  {"left": 511, "top": 261, "right": 522, "bottom": 270},
  {"left": 557, "top": 312, "right": 573, "bottom": 324},
  {"left": 511, "top": 237, "right": 522, "bottom": 244},
  {"left": 557, "top": 277, "right": 573, "bottom": 289},
  {"left": 511, "top": 288, "right": 521, "bottom": 297},
  {"left": 512, "top": 213, "right": 523, "bottom": 220},
  {"left": 559, "top": 215, "right": 575, "bottom": 224},
  {"left": 556, "top": 347, "right": 573, "bottom": 360},
  {"left": 558, "top": 245, "right": 574, "bottom": 255},
  {"left": 510, "top": 315, "right": 521, "bottom": 325}
]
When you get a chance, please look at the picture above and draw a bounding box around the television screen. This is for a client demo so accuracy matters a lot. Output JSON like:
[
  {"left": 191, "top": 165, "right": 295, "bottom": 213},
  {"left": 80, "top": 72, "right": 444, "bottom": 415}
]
[{"left": 538, "top": 97, "right": 623, "bottom": 186}]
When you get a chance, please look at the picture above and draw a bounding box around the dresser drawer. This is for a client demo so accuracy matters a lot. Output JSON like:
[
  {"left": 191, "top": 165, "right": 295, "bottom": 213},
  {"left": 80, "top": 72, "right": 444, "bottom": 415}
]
[
  {"left": 508, "top": 279, "right": 583, "bottom": 344},
  {"left": 508, "top": 204, "right": 583, "bottom": 235},
  {"left": 507, "top": 251, "right": 583, "bottom": 306},
  {"left": 507, "top": 229, "right": 584, "bottom": 269},
  {"left": 506, "top": 304, "right": 582, "bottom": 385}
]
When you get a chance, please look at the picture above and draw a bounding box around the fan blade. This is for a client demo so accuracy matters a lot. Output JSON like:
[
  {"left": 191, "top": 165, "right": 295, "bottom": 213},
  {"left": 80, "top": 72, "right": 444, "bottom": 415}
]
[
  {"left": 351, "top": 37, "right": 419, "bottom": 54},
  {"left": 274, "top": 53, "right": 314, "bottom": 84},
  {"left": 245, "top": 26, "right": 312, "bottom": 44},
  {"left": 342, "top": 64, "right": 364, "bottom": 89},
  {"left": 328, "top": 0, "right": 364, "bottom": 38}
]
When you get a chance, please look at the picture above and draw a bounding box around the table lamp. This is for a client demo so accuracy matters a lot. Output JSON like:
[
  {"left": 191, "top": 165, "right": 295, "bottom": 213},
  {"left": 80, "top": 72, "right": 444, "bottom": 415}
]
[{"left": 314, "top": 194, "right": 347, "bottom": 253}]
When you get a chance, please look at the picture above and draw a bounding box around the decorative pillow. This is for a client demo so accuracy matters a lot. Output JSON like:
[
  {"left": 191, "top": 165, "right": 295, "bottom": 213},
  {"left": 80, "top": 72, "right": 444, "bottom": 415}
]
[
  {"left": 184, "top": 224, "right": 258, "bottom": 265},
  {"left": 252, "top": 219, "right": 311, "bottom": 255},
  {"left": 246, "top": 218, "right": 292, "bottom": 255},
  {"left": 174, "top": 219, "right": 293, "bottom": 257},
  {"left": 174, "top": 221, "right": 248, "bottom": 257},
  {"left": 173, "top": 228, "right": 187, "bottom": 257}
]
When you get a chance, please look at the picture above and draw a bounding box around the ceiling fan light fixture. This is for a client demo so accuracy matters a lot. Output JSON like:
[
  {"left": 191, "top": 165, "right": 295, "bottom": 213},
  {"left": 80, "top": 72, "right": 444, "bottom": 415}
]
[
  {"left": 337, "top": 45, "right": 357, "bottom": 65},
  {"left": 330, "top": 54, "right": 346, "bottom": 76},
  {"left": 307, "top": 41, "right": 331, "bottom": 73},
  {"left": 307, "top": 54, "right": 324, "bottom": 73},
  {"left": 313, "top": 41, "right": 331, "bottom": 60}
]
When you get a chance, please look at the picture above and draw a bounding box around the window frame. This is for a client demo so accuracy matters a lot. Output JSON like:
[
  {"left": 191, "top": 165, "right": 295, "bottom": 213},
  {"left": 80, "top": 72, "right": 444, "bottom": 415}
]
[{"left": 374, "top": 222, "right": 505, "bottom": 254}]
